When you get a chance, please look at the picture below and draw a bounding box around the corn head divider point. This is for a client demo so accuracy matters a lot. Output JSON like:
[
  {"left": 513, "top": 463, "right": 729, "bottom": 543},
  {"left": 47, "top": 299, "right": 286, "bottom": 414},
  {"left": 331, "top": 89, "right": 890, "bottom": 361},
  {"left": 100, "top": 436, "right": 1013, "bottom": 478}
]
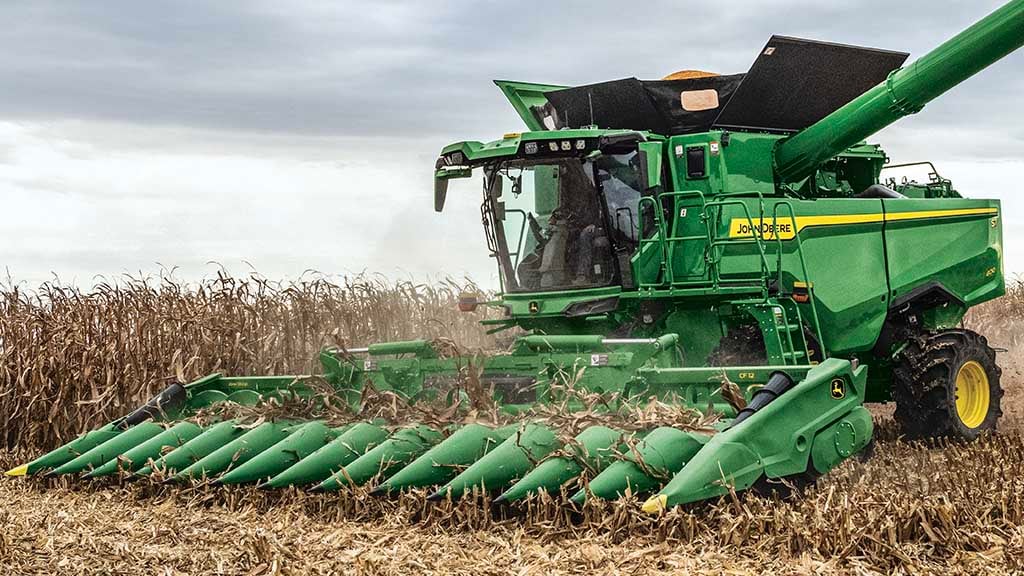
[{"left": 10, "top": 0, "right": 1024, "bottom": 513}]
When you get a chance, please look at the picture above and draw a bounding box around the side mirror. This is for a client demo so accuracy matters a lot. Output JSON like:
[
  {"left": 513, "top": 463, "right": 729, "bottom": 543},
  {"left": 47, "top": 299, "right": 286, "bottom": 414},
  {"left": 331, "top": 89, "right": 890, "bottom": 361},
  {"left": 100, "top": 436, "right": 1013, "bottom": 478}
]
[
  {"left": 637, "top": 142, "right": 663, "bottom": 193},
  {"left": 434, "top": 167, "right": 472, "bottom": 212},
  {"left": 434, "top": 174, "right": 449, "bottom": 212},
  {"left": 488, "top": 171, "right": 503, "bottom": 199}
]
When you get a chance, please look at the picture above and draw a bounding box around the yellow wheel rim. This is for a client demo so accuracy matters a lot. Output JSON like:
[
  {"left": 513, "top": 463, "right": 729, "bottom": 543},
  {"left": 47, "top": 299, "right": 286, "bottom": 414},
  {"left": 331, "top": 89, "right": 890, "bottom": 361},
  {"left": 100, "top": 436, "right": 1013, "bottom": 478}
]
[{"left": 955, "top": 360, "right": 990, "bottom": 429}]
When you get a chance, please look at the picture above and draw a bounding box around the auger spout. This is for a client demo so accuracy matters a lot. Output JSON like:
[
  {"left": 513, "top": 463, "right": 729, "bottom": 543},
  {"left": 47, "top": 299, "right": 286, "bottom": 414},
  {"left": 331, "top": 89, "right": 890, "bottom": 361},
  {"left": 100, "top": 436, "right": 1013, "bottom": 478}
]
[{"left": 774, "top": 0, "right": 1024, "bottom": 183}]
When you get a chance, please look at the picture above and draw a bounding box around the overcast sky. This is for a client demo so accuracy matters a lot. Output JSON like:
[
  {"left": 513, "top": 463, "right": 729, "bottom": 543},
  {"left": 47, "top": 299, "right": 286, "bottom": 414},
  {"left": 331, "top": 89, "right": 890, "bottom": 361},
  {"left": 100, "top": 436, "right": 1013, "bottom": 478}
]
[{"left": 1, "top": 0, "right": 1022, "bottom": 288}]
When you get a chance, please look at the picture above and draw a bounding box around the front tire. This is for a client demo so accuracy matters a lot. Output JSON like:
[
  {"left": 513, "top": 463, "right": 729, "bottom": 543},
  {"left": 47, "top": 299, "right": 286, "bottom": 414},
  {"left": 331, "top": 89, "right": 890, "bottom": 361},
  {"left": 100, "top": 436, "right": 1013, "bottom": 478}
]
[{"left": 893, "top": 329, "right": 1002, "bottom": 441}]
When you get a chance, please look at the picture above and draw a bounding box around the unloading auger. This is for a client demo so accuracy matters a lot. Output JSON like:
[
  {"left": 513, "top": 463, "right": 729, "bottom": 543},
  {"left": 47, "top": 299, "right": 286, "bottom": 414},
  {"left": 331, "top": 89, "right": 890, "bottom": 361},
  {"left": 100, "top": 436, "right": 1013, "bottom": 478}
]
[{"left": 9, "top": 0, "right": 1024, "bottom": 513}]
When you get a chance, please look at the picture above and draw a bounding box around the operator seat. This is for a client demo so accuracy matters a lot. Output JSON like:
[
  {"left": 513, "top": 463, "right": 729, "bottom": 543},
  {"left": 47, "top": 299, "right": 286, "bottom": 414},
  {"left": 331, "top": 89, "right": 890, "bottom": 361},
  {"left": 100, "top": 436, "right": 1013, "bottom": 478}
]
[{"left": 538, "top": 220, "right": 569, "bottom": 288}]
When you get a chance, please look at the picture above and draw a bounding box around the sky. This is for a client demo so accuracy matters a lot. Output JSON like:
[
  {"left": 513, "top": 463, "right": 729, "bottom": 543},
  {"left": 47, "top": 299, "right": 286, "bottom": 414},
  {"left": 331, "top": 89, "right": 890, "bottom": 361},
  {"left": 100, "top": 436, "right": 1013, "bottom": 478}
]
[{"left": 1, "top": 0, "right": 1022, "bottom": 288}]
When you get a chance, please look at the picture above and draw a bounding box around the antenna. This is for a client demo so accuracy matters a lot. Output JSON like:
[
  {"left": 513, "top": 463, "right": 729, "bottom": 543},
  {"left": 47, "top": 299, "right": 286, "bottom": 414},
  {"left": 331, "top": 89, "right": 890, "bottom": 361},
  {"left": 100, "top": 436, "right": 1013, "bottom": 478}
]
[{"left": 588, "top": 91, "right": 595, "bottom": 128}]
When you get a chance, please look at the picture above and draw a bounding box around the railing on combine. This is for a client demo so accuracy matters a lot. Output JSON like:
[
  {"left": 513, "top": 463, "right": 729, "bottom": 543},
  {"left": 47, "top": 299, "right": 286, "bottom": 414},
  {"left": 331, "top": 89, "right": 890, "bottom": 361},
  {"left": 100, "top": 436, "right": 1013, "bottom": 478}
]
[
  {"left": 770, "top": 201, "right": 827, "bottom": 359},
  {"left": 638, "top": 190, "right": 773, "bottom": 290},
  {"left": 701, "top": 192, "right": 774, "bottom": 290},
  {"left": 638, "top": 192, "right": 826, "bottom": 364}
]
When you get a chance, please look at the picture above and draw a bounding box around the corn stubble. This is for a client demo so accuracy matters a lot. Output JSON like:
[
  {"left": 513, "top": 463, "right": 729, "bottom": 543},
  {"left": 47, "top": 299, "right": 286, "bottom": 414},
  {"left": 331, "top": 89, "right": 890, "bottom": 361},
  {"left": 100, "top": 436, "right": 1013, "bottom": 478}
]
[{"left": 1, "top": 276, "right": 1024, "bottom": 575}]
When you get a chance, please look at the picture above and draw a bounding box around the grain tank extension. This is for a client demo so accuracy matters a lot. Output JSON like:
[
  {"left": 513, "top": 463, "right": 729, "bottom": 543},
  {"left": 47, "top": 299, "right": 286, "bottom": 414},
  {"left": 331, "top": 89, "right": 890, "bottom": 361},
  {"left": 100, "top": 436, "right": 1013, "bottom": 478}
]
[{"left": 10, "top": 0, "right": 1024, "bottom": 512}]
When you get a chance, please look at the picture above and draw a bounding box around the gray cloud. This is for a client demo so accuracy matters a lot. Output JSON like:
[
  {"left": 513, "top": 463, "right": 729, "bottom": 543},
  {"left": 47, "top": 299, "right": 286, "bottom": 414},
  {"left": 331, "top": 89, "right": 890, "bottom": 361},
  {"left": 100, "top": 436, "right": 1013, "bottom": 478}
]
[
  {"left": 1, "top": 1, "right": 1020, "bottom": 145},
  {"left": 2, "top": 0, "right": 1023, "bottom": 286}
]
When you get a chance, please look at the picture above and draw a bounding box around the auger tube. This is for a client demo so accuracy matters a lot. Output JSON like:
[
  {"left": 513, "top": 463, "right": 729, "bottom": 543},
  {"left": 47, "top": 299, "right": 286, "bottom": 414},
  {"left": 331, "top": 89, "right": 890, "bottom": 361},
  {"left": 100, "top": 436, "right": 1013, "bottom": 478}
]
[
  {"left": 730, "top": 372, "right": 795, "bottom": 428},
  {"left": 774, "top": 0, "right": 1024, "bottom": 183}
]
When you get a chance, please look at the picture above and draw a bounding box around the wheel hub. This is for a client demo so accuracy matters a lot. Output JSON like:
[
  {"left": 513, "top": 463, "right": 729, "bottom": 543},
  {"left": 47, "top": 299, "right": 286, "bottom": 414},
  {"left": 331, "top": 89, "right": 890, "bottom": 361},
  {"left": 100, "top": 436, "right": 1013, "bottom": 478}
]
[{"left": 955, "top": 360, "right": 990, "bottom": 429}]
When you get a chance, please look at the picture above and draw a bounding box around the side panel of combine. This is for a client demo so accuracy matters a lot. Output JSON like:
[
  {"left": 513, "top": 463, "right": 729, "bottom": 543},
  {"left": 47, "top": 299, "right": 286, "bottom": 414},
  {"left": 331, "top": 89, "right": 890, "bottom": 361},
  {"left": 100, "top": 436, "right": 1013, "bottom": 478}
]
[
  {"left": 715, "top": 198, "right": 890, "bottom": 354},
  {"left": 883, "top": 198, "right": 1004, "bottom": 317},
  {"left": 785, "top": 199, "right": 889, "bottom": 354}
]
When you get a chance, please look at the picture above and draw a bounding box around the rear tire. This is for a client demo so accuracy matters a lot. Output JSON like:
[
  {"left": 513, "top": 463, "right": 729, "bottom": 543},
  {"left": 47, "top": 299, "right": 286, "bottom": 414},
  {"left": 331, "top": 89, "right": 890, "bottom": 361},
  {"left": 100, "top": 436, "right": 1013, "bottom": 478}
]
[{"left": 892, "top": 329, "right": 1002, "bottom": 441}]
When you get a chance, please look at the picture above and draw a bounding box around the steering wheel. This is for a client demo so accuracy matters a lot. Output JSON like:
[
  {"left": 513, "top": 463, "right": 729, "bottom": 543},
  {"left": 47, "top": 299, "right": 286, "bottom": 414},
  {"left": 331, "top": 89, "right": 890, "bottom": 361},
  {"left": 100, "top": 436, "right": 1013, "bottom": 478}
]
[{"left": 527, "top": 213, "right": 545, "bottom": 245}]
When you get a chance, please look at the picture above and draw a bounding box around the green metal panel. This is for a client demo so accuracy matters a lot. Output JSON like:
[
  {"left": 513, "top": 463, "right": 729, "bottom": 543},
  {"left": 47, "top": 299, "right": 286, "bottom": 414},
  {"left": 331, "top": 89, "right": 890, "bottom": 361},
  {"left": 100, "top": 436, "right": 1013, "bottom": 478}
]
[
  {"left": 810, "top": 406, "right": 873, "bottom": 475},
  {"left": 137, "top": 421, "right": 246, "bottom": 476},
  {"left": 264, "top": 422, "right": 387, "bottom": 488},
  {"left": 51, "top": 423, "right": 164, "bottom": 476},
  {"left": 431, "top": 424, "right": 559, "bottom": 499},
  {"left": 173, "top": 421, "right": 293, "bottom": 482},
  {"left": 573, "top": 427, "right": 708, "bottom": 503},
  {"left": 646, "top": 358, "right": 867, "bottom": 510},
  {"left": 497, "top": 425, "right": 623, "bottom": 502},
  {"left": 218, "top": 421, "right": 338, "bottom": 485},
  {"left": 883, "top": 198, "right": 1004, "bottom": 311},
  {"left": 493, "top": 80, "right": 567, "bottom": 131},
  {"left": 710, "top": 197, "right": 890, "bottom": 354},
  {"left": 377, "top": 424, "right": 514, "bottom": 493},
  {"left": 10, "top": 423, "right": 122, "bottom": 476},
  {"left": 316, "top": 425, "right": 443, "bottom": 490},
  {"left": 86, "top": 422, "right": 203, "bottom": 478}
]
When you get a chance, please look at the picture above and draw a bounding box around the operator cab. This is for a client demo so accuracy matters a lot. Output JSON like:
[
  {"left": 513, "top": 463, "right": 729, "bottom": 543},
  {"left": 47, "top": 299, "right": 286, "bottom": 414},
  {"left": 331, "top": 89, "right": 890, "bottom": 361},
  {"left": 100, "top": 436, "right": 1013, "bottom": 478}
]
[
  {"left": 435, "top": 131, "right": 658, "bottom": 296},
  {"left": 485, "top": 150, "right": 643, "bottom": 292}
]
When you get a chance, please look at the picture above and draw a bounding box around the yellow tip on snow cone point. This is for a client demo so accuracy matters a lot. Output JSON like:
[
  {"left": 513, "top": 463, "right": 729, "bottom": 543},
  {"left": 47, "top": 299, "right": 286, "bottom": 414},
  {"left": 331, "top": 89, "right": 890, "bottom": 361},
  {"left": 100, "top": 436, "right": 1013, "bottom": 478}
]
[
  {"left": 641, "top": 494, "right": 668, "bottom": 514},
  {"left": 5, "top": 464, "right": 29, "bottom": 477}
]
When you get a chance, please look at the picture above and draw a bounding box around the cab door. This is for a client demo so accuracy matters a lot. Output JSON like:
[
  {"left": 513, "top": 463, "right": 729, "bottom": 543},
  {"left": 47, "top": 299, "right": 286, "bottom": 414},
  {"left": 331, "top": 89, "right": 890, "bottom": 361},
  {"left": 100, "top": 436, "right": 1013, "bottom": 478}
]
[{"left": 632, "top": 142, "right": 670, "bottom": 287}]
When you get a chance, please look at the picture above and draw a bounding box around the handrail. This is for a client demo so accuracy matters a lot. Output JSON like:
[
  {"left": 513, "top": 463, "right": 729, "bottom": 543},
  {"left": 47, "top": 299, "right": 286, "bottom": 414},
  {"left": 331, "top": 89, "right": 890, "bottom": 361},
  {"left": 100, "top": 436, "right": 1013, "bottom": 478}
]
[
  {"left": 635, "top": 188, "right": 824, "bottom": 362},
  {"left": 638, "top": 190, "right": 710, "bottom": 288},
  {"left": 770, "top": 201, "right": 827, "bottom": 357},
  {"left": 637, "top": 195, "right": 670, "bottom": 288},
  {"left": 662, "top": 190, "right": 709, "bottom": 284},
  {"left": 702, "top": 196, "right": 771, "bottom": 291}
]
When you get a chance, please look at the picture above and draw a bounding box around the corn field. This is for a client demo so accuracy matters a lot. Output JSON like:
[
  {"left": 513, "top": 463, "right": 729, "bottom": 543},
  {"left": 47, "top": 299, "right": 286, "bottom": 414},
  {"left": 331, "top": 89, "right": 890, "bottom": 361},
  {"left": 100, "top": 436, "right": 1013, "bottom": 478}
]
[
  {"left": 0, "top": 273, "right": 493, "bottom": 451},
  {"left": 1, "top": 277, "right": 1024, "bottom": 574}
]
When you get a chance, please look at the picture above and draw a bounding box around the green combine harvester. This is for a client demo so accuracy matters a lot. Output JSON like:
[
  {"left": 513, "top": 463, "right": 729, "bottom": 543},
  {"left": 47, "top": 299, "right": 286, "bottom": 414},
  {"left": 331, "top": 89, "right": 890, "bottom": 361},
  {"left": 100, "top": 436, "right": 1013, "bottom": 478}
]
[{"left": 9, "top": 1, "right": 1024, "bottom": 513}]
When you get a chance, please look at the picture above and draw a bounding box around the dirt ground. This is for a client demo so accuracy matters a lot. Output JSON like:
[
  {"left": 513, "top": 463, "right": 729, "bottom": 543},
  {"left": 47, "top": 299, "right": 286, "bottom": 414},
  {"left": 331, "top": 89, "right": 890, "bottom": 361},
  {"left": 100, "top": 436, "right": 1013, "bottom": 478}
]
[
  {"left": 2, "top": 433, "right": 1023, "bottom": 576},
  {"left": 4, "top": 417, "right": 1024, "bottom": 574}
]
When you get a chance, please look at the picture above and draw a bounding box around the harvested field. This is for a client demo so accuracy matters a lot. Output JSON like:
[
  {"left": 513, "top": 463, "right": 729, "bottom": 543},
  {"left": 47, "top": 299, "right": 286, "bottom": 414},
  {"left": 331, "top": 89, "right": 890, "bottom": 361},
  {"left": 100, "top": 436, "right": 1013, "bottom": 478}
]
[
  {"left": 1, "top": 276, "right": 1024, "bottom": 574},
  {"left": 3, "top": 430, "right": 1024, "bottom": 575}
]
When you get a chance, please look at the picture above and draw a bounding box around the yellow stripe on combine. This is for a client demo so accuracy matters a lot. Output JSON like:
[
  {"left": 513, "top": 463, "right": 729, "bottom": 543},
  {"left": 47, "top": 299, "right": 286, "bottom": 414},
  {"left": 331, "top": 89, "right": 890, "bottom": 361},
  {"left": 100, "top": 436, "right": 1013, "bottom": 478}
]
[
  {"left": 728, "top": 207, "right": 998, "bottom": 240},
  {"left": 884, "top": 207, "right": 999, "bottom": 222}
]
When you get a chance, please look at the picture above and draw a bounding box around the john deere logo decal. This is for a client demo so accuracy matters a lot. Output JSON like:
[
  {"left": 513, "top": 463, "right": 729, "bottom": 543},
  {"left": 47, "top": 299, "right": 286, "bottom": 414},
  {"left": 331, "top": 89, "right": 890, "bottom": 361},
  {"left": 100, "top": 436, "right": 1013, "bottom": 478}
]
[
  {"left": 830, "top": 378, "right": 846, "bottom": 399},
  {"left": 528, "top": 301, "right": 539, "bottom": 314}
]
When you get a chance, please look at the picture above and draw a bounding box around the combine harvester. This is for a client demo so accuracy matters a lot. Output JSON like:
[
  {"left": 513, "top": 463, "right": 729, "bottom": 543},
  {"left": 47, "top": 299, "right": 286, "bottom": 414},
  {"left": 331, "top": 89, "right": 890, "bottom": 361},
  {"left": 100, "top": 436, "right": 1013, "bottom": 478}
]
[{"left": 9, "top": 1, "right": 1024, "bottom": 512}]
